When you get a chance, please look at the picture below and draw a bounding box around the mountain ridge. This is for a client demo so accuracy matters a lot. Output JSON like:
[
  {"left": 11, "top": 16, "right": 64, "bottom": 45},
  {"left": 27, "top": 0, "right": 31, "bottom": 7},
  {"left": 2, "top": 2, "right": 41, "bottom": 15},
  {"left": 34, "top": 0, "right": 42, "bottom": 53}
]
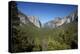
[
  {"left": 18, "top": 9, "right": 77, "bottom": 29},
  {"left": 44, "top": 10, "right": 78, "bottom": 28},
  {"left": 18, "top": 11, "right": 41, "bottom": 28}
]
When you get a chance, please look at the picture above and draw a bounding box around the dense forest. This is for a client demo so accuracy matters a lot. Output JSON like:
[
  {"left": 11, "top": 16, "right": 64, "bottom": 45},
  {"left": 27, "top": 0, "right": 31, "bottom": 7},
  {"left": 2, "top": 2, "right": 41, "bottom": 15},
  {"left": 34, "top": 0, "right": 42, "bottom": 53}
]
[{"left": 9, "top": 1, "right": 78, "bottom": 53}]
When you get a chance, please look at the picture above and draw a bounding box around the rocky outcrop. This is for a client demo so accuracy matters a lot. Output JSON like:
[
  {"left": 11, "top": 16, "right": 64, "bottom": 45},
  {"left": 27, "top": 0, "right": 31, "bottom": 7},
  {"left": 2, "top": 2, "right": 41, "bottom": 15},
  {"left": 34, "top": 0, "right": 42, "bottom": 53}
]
[
  {"left": 18, "top": 11, "right": 41, "bottom": 28},
  {"left": 44, "top": 17, "right": 64, "bottom": 28},
  {"left": 44, "top": 10, "right": 78, "bottom": 28},
  {"left": 18, "top": 11, "right": 30, "bottom": 25},
  {"left": 27, "top": 16, "right": 41, "bottom": 28}
]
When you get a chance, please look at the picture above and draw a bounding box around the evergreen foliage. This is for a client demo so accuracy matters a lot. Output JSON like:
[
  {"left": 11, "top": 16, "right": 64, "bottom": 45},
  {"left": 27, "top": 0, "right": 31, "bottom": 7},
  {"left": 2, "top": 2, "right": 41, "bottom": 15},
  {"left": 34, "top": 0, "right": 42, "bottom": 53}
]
[{"left": 9, "top": 1, "right": 78, "bottom": 52}]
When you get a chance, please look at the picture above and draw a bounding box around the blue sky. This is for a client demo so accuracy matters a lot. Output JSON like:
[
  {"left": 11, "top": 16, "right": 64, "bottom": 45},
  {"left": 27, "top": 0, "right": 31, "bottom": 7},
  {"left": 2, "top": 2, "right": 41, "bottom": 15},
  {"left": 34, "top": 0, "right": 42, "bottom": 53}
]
[{"left": 16, "top": 2, "right": 77, "bottom": 24}]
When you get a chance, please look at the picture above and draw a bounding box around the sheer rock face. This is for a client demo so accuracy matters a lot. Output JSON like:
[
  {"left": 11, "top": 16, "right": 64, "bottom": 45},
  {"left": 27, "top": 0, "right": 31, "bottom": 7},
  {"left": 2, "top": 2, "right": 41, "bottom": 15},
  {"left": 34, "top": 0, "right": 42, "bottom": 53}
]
[
  {"left": 18, "top": 11, "right": 41, "bottom": 28},
  {"left": 27, "top": 16, "right": 41, "bottom": 28},
  {"left": 44, "top": 17, "right": 64, "bottom": 28},
  {"left": 44, "top": 10, "right": 78, "bottom": 28}
]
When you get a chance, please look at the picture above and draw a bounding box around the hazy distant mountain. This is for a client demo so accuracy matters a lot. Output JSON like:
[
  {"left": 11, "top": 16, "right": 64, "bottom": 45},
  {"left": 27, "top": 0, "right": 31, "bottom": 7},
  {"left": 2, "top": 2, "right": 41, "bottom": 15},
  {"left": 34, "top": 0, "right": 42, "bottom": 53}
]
[
  {"left": 44, "top": 17, "right": 63, "bottom": 28},
  {"left": 44, "top": 10, "right": 78, "bottom": 28},
  {"left": 18, "top": 11, "right": 41, "bottom": 28}
]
